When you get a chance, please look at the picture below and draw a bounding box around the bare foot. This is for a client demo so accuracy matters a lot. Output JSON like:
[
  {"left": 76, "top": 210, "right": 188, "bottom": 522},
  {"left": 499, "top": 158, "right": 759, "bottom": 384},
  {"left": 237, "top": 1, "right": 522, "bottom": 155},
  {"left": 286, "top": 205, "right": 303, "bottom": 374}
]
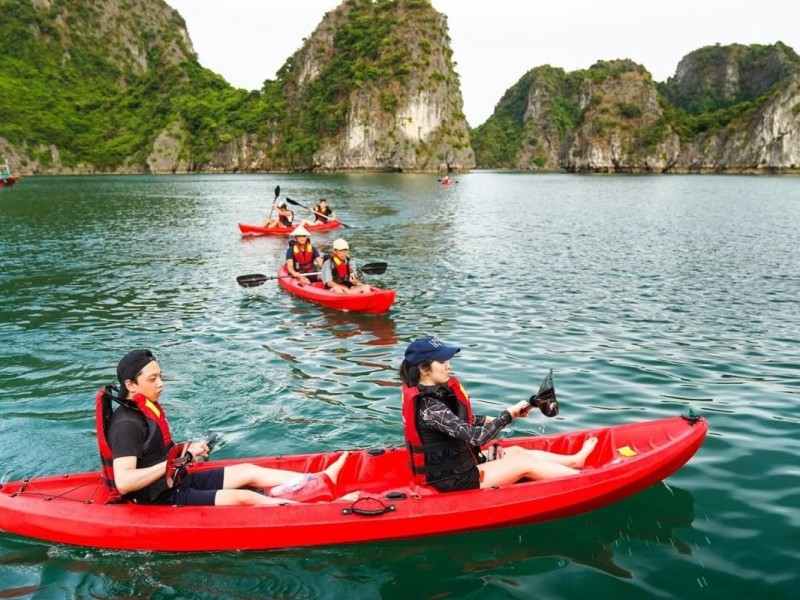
[
  {"left": 322, "top": 451, "right": 350, "bottom": 484},
  {"left": 574, "top": 437, "right": 598, "bottom": 467},
  {"left": 335, "top": 490, "right": 361, "bottom": 502}
]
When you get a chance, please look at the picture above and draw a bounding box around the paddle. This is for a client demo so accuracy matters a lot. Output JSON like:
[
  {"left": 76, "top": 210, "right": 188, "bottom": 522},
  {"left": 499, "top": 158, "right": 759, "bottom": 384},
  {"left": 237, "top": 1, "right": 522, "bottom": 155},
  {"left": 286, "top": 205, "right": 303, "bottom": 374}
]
[
  {"left": 236, "top": 262, "right": 387, "bottom": 288},
  {"left": 266, "top": 185, "right": 280, "bottom": 220},
  {"left": 237, "top": 272, "right": 321, "bottom": 287},
  {"left": 285, "top": 197, "right": 351, "bottom": 228},
  {"left": 528, "top": 369, "right": 559, "bottom": 417},
  {"left": 197, "top": 432, "right": 218, "bottom": 463}
]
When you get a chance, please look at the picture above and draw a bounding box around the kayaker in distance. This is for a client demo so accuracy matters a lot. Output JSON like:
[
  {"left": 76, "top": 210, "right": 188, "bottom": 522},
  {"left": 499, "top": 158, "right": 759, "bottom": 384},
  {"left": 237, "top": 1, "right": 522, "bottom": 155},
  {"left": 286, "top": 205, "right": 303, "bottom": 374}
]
[
  {"left": 301, "top": 198, "right": 337, "bottom": 227},
  {"left": 285, "top": 225, "right": 323, "bottom": 284},
  {"left": 101, "top": 349, "right": 357, "bottom": 506},
  {"left": 399, "top": 337, "right": 598, "bottom": 493},
  {"left": 262, "top": 200, "right": 294, "bottom": 228},
  {"left": 320, "top": 238, "right": 372, "bottom": 294}
]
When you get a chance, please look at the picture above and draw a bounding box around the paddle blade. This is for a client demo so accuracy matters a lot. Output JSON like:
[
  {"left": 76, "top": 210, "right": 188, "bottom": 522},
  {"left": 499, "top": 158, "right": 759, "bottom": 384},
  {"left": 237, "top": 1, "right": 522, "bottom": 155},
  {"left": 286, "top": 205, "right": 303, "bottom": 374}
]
[
  {"left": 274, "top": 185, "right": 280, "bottom": 199},
  {"left": 529, "top": 369, "right": 559, "bottom": 417},
  {"left": 237, "top": 274, "right": 270, "bottom": 288},
  {"left": 285, "top": 197, "right": 305, "bottom": 208},
  {"left": 359, "top": 261, "right": 387, "bottom": 275}
]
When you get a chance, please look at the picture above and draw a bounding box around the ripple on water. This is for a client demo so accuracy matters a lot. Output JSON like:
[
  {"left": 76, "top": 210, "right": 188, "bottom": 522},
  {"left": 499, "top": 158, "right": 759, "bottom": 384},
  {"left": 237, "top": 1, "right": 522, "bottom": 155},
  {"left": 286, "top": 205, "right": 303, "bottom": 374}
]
[{"left": 2, "top": 174, "right": 800, "bottom": 598}]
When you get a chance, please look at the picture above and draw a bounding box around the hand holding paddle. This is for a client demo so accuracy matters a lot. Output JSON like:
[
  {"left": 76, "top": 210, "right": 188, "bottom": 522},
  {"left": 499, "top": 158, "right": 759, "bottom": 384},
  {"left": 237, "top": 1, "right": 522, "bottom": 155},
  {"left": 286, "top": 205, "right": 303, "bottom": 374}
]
[
  {"left": 237, "top": 262, "right": 387, "bottom": 288},
  {"left": 286, "top": 197, "right": 351, "bottom": 228}
]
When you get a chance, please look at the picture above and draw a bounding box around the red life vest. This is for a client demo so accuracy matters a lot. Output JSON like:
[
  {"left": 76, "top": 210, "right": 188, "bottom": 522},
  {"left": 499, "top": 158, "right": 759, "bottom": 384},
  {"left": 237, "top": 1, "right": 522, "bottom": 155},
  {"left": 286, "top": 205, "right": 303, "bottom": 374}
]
[
  {"left": 332, "top": 255, "right": 351, "bottom": 284},
  {"left": 401, "top": 377, "right": 475, "bottom": 487},
  {"left": 95, "top": 386, "right": 173, "bottom": 503},
  {"left": 291, "top": 240, "right": 316, "bottom": 273}
]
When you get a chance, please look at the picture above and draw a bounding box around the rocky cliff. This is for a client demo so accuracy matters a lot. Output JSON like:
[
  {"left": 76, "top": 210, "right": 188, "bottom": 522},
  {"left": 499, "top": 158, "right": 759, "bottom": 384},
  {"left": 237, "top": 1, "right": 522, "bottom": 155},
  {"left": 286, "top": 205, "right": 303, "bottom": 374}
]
[
  {"left": 472, "top": 44, "right": 800, "bottom": 173},
  {"left": 250, "top": 0, "right": 473, "bottom": 172},
  {"left": 0, "top": 0, "right": 472, "bottom": 174}
]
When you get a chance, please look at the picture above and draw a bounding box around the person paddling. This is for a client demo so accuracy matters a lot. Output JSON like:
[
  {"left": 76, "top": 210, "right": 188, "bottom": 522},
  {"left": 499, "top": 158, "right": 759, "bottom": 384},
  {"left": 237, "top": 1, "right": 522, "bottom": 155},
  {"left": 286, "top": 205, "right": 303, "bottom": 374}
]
[
  {"left": 301, "top": 198, "right": 337, "bottom": 227},
  {"left": 100, "top": 349, "right": 357, "bottom": 506},
  {"left": 399, "top": 337, "right": 598, "bottom": 493},
  {"left": 285, "top": 225, "right": 323, "bottom": 284},
  {"left": 262, "top": 200, "right": 294, "bottom": 229}
]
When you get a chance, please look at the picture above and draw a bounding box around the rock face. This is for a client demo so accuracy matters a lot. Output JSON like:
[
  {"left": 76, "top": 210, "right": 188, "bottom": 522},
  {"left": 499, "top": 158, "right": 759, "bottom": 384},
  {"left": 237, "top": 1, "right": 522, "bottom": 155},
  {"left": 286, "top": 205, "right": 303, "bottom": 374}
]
[
  {"left": 1, "top": 0, "right": 472, "bottom": 175},
  {"left": 562, "top": 61, "right": 681, "bottom": 172},
  {"left": 473, "top": 44, "right": 800, "bottom": 173},
  {"left": 258, "top": 0, "right": 474, "bottom": 172}
]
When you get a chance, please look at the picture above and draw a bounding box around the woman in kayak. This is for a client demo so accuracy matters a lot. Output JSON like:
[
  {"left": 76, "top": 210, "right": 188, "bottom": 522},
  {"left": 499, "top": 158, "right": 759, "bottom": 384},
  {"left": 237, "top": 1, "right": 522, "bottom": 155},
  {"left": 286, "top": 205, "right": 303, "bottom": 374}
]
[
  {"left": 285, "top": 225, "right": 323, "bottom": 284},
  {"left": 399, "top": 337, "right": 597, "bottom": 493},
  {"left": 320, "top": 238, "right": 372, "bottom": 294},
  {"left": 103, "top": 349, "right": 355, "bottom": 506},
  {"left": 301, "top": 198, "right": 337, "bottom": 227},
  {"left": 262, "top": 200, "right": 294, "bottom": 228}
]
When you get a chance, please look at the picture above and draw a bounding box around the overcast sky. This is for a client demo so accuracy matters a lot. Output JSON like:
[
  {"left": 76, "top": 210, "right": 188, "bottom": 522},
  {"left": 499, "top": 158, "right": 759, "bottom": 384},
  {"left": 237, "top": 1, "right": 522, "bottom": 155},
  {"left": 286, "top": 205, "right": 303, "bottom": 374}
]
[{"left": 165, "top": 0, "right": 797, "bottom": 126}]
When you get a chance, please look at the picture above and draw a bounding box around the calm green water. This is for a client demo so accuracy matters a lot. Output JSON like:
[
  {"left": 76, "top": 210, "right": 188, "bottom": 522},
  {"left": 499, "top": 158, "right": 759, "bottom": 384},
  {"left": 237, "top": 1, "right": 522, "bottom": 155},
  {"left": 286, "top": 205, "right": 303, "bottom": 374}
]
[{"left": 1, "top": 173, "right": 798, "bottom": 599}]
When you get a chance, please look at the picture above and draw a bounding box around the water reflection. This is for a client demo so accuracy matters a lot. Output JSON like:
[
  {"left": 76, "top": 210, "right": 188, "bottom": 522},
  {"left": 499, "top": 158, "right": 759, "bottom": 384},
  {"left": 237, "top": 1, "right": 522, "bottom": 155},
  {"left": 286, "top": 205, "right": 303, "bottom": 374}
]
[{"left": 316, "top": 309, "right": 398, "bottom": 347}]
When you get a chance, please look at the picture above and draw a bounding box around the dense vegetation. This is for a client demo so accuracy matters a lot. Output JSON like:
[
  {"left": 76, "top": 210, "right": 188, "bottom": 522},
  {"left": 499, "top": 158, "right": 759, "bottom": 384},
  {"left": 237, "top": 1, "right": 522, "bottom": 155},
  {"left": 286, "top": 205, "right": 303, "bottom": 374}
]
[
  {"left": 261, "top": 0, "right": 441, "bottom": 168},
  {"left": 0, "top": 0, "right": 455, "bottom": 171},
  {"left": 3, "top": 0, "right": 798, "bottom": 172},
  {"left": 471, "top": 44, "right": 800, "bottom": 167},
  {"left": 0, "top": 0, "right": 259, "bottom": 169},
  {"left": 656, "top": 42, "right": 800, "bottom": 142}
]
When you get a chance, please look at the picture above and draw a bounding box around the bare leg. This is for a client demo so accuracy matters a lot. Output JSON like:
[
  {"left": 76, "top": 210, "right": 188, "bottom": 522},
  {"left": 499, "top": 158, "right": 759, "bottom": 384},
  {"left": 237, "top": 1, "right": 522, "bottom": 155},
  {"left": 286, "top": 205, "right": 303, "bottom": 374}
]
[
  {"left": 322, "top": 451, "right": 349, "bottom": 484},
  {"left": 504, "top": 436, "right": 598, "bottom": 468},
  {"left": 479, "top": 456, "right": 580, "bottom": 488},
  {"left": 221, "top": 451, "right": 351, "bottom": 490}
]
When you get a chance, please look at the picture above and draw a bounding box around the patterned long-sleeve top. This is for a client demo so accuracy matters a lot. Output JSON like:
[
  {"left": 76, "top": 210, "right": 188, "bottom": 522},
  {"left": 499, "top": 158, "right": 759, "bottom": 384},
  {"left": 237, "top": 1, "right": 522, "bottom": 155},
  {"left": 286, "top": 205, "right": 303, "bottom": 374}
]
[{"left": 417, "top": 394, "right": 513, "bottom": 447}]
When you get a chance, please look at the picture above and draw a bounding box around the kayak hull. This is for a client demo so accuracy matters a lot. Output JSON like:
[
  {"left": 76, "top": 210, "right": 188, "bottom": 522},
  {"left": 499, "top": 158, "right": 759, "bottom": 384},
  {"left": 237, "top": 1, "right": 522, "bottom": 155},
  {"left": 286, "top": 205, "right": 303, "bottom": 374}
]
[
  {"left": 0, "top": 176, "right": 21, "bottom": 188},
  {"left": 0, "top": 415, "right": 706, "bottom": 552},
  {"left": 239, "top": 220, "right": 342, "bottom": 236},
  {"left": 277, "top": 265, "right": 396, "bottom": 314}
]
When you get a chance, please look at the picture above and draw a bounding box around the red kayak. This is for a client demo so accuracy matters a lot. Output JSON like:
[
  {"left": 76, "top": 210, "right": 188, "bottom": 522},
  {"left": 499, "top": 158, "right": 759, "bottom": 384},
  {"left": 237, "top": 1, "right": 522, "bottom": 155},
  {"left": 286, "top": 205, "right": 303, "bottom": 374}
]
[
  {"left": 0, "top": 414, "right": 706, "bottom": 552},
  {"left": 277, "top": 265, "right": 396, "bottom": 315},
  {"left": 239, "top": 220, "right": 342, "bottom": 237},
  {"left": 0, "top": 175, "right": 21, "bottom": 188}
]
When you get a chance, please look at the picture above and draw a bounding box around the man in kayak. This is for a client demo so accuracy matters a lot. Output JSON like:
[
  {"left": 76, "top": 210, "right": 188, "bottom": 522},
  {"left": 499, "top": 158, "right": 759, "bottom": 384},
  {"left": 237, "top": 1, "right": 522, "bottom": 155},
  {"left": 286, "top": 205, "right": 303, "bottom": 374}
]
[
  {"left": 399, "top": 337, "right": 598, "bottom": 493},
  {"left": 262, "top": 200, "right": 294, "bottom": 228},
  {"left": 103, "top": 349, "right": 355, "bottom": 506},
  {"left": 320, "top": 238, "right": 371, "bottom": 294},
  {"left": 285, "top": 225, "right": 323, "bottom": 284}
]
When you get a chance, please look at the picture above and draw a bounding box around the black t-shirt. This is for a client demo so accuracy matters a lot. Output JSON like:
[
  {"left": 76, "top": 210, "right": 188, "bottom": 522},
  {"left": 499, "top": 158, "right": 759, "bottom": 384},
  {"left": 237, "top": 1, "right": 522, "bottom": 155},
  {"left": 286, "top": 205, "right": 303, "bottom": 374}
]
[{"left": 107, "top": 406, "right": 170, "bottom": 502}]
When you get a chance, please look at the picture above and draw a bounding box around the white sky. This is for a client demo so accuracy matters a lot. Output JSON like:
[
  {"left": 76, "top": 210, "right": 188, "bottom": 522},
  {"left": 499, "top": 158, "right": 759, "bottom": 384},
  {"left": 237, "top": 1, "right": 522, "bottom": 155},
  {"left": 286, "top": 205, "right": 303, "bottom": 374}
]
[{"left": 165, "top": 0, "right": 798, "bottom": 126}]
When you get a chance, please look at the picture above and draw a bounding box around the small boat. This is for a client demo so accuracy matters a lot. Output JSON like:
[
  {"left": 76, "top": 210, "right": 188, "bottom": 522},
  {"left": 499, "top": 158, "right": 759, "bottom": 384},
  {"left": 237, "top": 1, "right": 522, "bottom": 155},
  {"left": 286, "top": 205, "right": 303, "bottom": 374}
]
[
  {"left": 0, "top": 414, "right": 706, "bottom": 552},
  {"left": 277, "top": 265, "right": 396, "bottom": 315},
  {"left": 238, "top": 220, "right": 342, "bottom": 237},
  {"left": 1, "top": 163, "right": 20, "bottom": 188}
]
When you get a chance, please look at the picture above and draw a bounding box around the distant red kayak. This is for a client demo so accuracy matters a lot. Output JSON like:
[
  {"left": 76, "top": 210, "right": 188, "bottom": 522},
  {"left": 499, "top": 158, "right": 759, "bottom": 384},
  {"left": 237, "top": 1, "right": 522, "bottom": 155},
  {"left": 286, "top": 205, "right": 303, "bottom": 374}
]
[
  {"left": 0, "top": 414, "right": 707, "bottom": 552},
  {"left": 277, "top": 265, "right": 396, "bottom": 314},
  {"left": 0, "top": 176, "right": 21, "bottom": 188},
  {"left": 239, "top": 220, "right": 342, "bottom": 237}
]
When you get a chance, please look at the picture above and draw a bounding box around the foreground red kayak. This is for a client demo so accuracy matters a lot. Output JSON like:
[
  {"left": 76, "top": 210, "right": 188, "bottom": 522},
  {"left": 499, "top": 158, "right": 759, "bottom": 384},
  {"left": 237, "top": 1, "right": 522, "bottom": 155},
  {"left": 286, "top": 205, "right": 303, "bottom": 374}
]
[
  {"left": 0, "top": 414, "right": 706, "bottom": 552},
  {"left": 276, "top": 265, "right": 396, "bottom": 314},
  {"left": 238, "top": 220, "right": 342, "bottom": 237}
]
